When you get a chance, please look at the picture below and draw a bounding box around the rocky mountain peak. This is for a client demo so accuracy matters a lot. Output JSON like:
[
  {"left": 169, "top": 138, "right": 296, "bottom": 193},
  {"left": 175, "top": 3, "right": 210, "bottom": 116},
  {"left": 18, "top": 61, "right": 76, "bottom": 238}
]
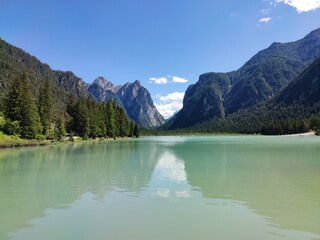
[
  {"left": 133, "top": 80, "right": 141, "bottom": 86},
  {"left": 92, "top": 76, "right": 114, "bottom": 90},
  {"left": 88, "top": 78, "right": 165, "bottom": 128}
]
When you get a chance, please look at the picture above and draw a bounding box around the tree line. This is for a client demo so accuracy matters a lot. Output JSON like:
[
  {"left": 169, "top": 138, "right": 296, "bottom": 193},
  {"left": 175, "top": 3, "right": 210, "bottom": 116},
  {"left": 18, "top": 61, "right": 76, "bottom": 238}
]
[
  {"left": 188, "top": 102, "right": 320, "bottom": 135},
  {"left": 0, "top": 73, "right": 139, "bottom": 140}
]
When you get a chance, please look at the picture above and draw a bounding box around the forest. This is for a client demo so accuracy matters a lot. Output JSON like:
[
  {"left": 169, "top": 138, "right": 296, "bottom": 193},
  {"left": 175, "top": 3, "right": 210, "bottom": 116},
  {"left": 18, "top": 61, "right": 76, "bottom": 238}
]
[{"left": 0, "top": 73, "right": 139, "bottom": 143}]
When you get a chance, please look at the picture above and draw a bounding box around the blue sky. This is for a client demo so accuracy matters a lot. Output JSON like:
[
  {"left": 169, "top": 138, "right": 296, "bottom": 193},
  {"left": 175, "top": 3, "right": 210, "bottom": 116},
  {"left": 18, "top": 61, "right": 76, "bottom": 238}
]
[{"left": 0, "top": 0, "right": 319, "bottom": 118}]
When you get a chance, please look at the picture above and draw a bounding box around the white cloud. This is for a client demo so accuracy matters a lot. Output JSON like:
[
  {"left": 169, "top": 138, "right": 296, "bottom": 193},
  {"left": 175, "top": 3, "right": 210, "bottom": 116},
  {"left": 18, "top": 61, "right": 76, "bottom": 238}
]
[
  {"left": 155, "top": 92, "right": 185, "bottom": 119},
  {"left": 172, "top": 76, "right": 188, "bottom": 83},
  {"left": 149, "top": 77, "right": 168, "bottom": 85},
  {"left": 149, "top": 75, "right": 188, "bottom": 84},
  {"left": 160, "top": 92, "right": 185, "bottom": 102},
  {"left": 259, "top": 17, "right": 272, "bottom": 22},
  {"left": 275, "top": 0, "right": 320, "bottom": 12},
  {"left": 261, "top": 8, "right": 271, "bottom": 14}
]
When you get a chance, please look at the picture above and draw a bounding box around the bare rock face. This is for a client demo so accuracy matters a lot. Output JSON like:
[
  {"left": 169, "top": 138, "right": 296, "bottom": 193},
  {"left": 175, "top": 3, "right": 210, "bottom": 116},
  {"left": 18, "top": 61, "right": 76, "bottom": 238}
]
[
  {"left": 87, "top": 76, "right": 121, "bottom": 105},
  {"left": 88, "top": 78, "right": 165, "bottom": 128}
]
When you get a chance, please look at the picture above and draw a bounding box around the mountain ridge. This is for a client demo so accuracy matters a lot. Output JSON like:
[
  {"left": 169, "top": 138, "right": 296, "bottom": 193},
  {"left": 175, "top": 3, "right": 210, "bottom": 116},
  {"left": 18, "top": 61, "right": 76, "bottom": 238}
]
[
  {"left": 0, "top": 38, "right": 164, "bottom": 128},
  {"left": 87, "top": 77, "right": 165, "bottom": 128},
  {"left": 166, "top": 27, "right": 320, "bottom": 130}
]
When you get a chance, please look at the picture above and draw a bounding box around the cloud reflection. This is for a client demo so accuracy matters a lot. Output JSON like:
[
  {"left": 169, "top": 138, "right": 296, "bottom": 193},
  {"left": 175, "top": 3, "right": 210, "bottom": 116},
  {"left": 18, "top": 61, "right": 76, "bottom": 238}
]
[
  {"left": 150, "top": 151, "right": 191, "bottom": 199},
  {"left": 155, "top": 151, "right": 187, "bottom": 182}
]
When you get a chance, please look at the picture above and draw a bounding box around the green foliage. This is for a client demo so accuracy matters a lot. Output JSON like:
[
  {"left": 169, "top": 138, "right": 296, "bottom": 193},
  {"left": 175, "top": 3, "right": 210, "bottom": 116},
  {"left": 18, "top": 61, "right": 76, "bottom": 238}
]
[
  {"left": 0, "top": 113, "right": 5, "bottom": 131},
  {"left": 129, "top": 122, "right": 134, "bottom": 137},
  {"left": 69, "top": 130, "right": 74, "bottom": 142},
  {"left": 0, "top": 38, "right": 142, "bottom": 142},
  {"left": 38, "top": 78, "right": 53, "bottom": 136},
  {"left": 3, "top": 120, "right": 20, "bottom": 136},
  {"left": 4, "top": 73, "right": 42, "bottom": 139},
  {"left": 116, "top": 106, "right": 130, "bottom": 137},
  {"left": 74, "top": 98, "right": 90, "bottom": 139},
  {"left": 54, "top": 116, "right": 66, "bottom": 141},
  {"left": 261, "top": 119, "right": 309, "bottom": 135},
  {"left": 105, "top": 100, "right": 116, "bottom": 138},
  {"left": 0, "top": 38, "right": 88, "bottom": 112},
  {"left": 133, "top": 123, "right": 140, "bottom": 138},
  {"left": 0, "top": 131, "right": 48, "bottom": 147},
  {"left": 65, "top": 98, "right": 134, "bottom": 140},
  {"left": 35, "top": 134, "right": 46, "bottom": 141},
  {"left": 309, "top": 115, "right": 320, "bottom": 135},
  {"left": 65, "top": 95, "right": 77, "bottom": 134}
]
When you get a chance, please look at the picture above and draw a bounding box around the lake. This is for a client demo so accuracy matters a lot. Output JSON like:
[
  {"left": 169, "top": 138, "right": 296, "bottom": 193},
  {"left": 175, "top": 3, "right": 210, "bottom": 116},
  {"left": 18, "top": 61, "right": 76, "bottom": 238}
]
[{"left": 0, "top": 136, "right": 319, "bottom": 240}]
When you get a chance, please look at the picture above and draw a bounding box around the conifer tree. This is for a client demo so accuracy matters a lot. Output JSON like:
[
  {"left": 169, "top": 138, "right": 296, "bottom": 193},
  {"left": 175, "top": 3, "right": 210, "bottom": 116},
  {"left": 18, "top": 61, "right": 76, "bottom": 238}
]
[
  {"left": 98, "top": 104, "right": 107, "bottom": 137},
  {"left": 38, "top": 78, "right": 53, "bottom": 137},
  {"left": 133, "top": 123, "right": 140, "bottom": 138},
  {"left": 106, "top": 100, "right": 116, "bottom": 138},
  {"left": 4, "top": 74, "right": 24, "bottom": 123},
  {"left": 55, "top": 116, "right": 66, "bottom": 141},
  {"left": 116, "top": 106, "right": 129, "bottom": 137},
  {"left": 74, "top": 98, "right": 89, "bottom": 139},
  {"left": 4, "top": 73, "right": 42, "bottom": 138},
  {"left": 88, "top": 98, "right": 99, "bottom": 138},
  {"left": 129, "top": 121, "right": 134, "bottom": 137},
  {"left": 65, "top": 95, "right": 77, "bottom": 134}
]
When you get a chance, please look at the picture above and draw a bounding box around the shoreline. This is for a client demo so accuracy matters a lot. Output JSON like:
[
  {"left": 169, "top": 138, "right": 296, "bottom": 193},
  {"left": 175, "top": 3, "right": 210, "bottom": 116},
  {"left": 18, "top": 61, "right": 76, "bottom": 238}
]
[
  {"left": 1, "top": 132, "right": 317, "bottom": 149},
  {"left": 0, "top": 135, "right": 135, "bottom": 149},
  {"left": 280, "top": 131, "right": 316, "bottom": 137}
]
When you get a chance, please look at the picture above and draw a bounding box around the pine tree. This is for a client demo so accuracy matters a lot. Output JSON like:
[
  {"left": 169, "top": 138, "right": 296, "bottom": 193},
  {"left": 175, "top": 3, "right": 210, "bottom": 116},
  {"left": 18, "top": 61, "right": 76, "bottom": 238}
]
[
  {"left": 74, "top": 98, "right": 89, "bottom": 139},
  {"left": 106, "top": 100, "right": 116, "bottom": 138},
  {"left": 129, "top": 121, "right": 134, "bottom": 137},
  {"left": 65, "top": 94, "right": 77, "bottom": 134},
  {"left": 55, "top": 116, "right": 66, "bottom": 141},
  {"left": 116, "top": 106, "right": 129, "bottom": 137},
  {"left": 4, "top": 74, "right": 24, "bottom": 123},
  {"left": 38, "top": 78, "right": 53, "bottom": 137},
  {"left": 4, "top": 73, "right": 42, "bottom": 138},
  {"left": 98, "top": 104, "right": 107, "bottom": 137},
  {"left": 133, "top": 123, "right": 140, "bottom": 138},
  {"left": 19, "top": 75, "right": 42, "bottom": 138}
]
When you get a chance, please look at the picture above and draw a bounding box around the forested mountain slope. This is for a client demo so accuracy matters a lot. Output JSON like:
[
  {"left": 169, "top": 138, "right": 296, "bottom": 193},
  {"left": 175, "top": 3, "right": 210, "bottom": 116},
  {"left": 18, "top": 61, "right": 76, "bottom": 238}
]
[
  {"left": 0, "top": 38, "right": 164, "bottom": 128},
  {"left": 167, "top": 28, "right": 320, "bottom": 129},
  {"left": 189, "top": 56, "right": 320, "bottom": 135}
]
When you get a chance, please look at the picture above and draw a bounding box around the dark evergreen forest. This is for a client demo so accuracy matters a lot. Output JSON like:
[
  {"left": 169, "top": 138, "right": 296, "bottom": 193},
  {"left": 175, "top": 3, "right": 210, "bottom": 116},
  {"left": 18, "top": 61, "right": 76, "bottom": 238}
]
[{"left": 0, "top": 73, "right": 139, "bottom": 141}]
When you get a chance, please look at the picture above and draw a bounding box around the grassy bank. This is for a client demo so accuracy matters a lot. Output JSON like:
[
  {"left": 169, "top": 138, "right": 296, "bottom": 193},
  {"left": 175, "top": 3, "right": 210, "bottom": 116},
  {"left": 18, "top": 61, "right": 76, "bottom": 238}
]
[
  {"left": 0, "top": 132, "right": 50, "bottom": 148},
  {"left": 0, "top": 132, "right": 135, "bottom": 148}
]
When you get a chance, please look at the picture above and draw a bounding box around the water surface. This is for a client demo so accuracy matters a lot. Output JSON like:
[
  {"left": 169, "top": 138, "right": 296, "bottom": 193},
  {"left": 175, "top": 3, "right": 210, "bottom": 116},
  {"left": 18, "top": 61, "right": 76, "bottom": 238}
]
[{"left": 0, "top": 136, "right": 319, "bottom": 240}]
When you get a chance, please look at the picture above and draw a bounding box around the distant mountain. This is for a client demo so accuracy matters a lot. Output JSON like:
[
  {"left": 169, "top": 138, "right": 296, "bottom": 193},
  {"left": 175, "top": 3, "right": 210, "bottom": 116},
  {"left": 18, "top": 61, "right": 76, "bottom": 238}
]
[
  {"left": 0, "top": 38, "right": 164, "bottom": 128},
  {"left": 88, "top": 77, "right": 165, "bottom": 128},
  {"left": 87, "top": 76, "right": 123, "bottom": 106},
  {"left": 167, "top": 28, "right": 320, "bottom": 130}
]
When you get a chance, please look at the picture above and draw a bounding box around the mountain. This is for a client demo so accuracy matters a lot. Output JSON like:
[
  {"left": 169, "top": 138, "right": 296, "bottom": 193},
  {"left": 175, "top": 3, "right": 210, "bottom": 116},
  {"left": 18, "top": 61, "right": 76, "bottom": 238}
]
[
  {"left": 87, "top": 77, "right": 123, "bottom": 106},
  {"left": 0, "top": 37, "right": 88, "bottom": 111},
  {"left": 0, "top": 38, "right": 164, "bottom": 128},
  {"left": 183, "top": 56, "right": 320, "bottom": 135},
  {"left": 276, "top": 56, "right": 320, "bottom": 106},
  {"left": 167, "top": 72, "right": 232, "bottom": 129},
  {"left": 88, "top": 77, "right": 165, "bottom": 128},
  {"left": 167, "top": 28, "right": 320, "bottom": 130}
]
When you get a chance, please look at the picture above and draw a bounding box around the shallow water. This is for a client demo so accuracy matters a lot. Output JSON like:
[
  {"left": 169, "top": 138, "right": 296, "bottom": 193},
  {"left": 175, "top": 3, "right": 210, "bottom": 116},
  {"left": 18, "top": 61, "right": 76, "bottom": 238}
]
[{"left": 0, "top": 136, "right": 319, "bottom": 240}]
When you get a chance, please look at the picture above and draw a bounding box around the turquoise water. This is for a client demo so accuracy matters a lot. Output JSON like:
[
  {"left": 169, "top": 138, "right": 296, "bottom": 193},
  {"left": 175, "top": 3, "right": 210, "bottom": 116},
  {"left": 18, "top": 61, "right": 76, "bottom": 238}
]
[{"left": 0, "top": 136, "right": 319, "bottom": 240}]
